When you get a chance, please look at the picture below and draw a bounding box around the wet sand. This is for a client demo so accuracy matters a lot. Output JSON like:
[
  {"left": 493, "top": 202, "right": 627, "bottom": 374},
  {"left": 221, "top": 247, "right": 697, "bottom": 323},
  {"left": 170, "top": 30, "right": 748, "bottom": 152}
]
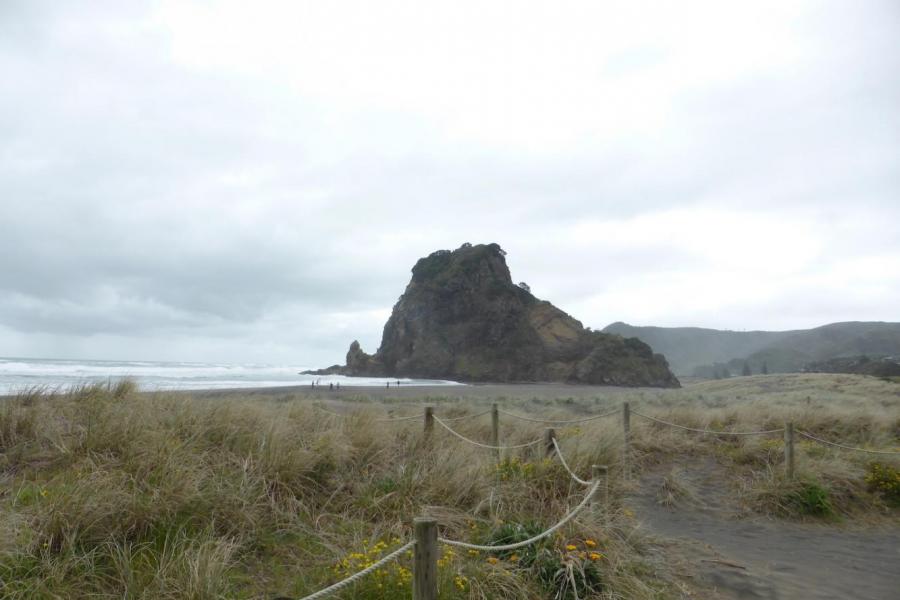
[{"left": 182, "top": 382, "right": 652, "bottom": 402}]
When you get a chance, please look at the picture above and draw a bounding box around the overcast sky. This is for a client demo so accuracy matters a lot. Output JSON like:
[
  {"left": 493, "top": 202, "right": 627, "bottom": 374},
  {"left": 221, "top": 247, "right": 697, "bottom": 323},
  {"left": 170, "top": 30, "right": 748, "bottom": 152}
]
[{"left": 1, "top": 0, "right": 898, "bottom": 366}]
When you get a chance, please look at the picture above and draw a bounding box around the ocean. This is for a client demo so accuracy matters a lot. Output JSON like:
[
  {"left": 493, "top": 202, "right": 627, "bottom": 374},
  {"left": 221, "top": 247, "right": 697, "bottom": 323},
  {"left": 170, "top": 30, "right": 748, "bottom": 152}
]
[{"left": 0, "top": 357, "right": 462, "bottom": 395}]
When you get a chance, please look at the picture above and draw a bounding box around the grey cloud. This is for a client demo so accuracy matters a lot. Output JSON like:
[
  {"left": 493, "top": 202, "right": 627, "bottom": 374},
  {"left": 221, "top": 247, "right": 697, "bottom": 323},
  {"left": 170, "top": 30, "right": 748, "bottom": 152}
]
[{"left": 0, "top": 1, "right": 898, "bottom": 364}]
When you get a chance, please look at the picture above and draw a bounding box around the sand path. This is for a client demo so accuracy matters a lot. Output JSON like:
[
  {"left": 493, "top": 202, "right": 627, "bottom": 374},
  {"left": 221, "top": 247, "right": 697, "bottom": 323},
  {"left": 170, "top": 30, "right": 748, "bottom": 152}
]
[{"left": 630, "top": 459, "right": 900, "bottom": 599}]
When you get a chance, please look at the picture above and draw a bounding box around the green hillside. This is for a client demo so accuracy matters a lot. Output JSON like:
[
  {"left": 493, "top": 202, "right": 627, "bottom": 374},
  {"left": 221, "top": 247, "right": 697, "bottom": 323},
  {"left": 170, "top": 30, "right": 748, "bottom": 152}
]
[{"left": 602, "top": 321, "right": 900, "bottom": 376}]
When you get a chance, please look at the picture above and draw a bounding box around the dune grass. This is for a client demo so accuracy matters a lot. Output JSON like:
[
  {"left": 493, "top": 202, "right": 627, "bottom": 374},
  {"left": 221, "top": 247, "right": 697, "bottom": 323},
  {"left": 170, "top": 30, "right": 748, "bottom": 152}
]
[{"left": 0, "top": 373, "right": 897, "bottom": 598}]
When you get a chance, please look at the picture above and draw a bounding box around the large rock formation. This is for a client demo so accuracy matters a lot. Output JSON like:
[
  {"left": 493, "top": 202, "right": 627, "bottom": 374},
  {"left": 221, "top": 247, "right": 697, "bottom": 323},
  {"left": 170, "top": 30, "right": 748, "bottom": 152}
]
[{"left": 309, "top": 243, "right": 680, "bottom": 387}]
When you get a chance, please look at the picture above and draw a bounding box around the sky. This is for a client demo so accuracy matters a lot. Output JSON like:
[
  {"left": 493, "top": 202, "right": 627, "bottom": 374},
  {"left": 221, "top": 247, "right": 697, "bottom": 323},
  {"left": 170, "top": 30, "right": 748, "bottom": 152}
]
[{"left": 1, "top": 0, "right": 898, "bottom": 366}]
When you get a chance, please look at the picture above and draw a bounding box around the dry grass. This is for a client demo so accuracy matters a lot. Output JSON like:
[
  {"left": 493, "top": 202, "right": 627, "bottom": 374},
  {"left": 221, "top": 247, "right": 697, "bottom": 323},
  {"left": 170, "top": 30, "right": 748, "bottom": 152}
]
[{"left": 0, "top": 373, "right": 897, "bottom": 599}]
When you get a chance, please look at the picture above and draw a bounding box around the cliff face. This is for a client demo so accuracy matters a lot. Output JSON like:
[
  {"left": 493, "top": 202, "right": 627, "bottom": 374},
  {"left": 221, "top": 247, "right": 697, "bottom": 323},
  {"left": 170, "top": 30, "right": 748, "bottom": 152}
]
[{"left": 316, "top": 243, "right": 679, "bottom": 387}]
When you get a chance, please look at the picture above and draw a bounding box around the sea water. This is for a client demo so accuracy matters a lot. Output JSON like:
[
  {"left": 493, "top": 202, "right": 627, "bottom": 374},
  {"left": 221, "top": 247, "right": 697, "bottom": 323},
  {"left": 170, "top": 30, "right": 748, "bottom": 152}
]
[{"left": 0, "top": 357, "right": 461, "bottom": 395}]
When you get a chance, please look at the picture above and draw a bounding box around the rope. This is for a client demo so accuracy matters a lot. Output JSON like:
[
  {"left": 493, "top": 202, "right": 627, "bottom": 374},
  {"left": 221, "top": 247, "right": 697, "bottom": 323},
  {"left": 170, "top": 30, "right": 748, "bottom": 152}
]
[
  {"left": 297, "top": 540, "right": 416, "bottom": 600},
  {"left": 314, "top": 404, "right": 423, "bottom": 422},
  {"left": 797, "top": 431, "right": 900, "bottom": 455},
  {"left": 439, "top": 480, "right": 601, "bottom": 551},
  {"left": 314, "top": 406, "right": 347, "bottom": 418},
  {"left": 439, "top": 409, "right": 493, "bottom": 422},
  {"left": 374, "top": 413, "right": 423, "bottom": 422},
  {"left": 551, "top": 438, "right": 592, "bottom": 486},
  {"left": 433, "top": 417, "right": 543, "bottom": 450},
  {"left": 318, "top": 406, "right": 492, "bottom": 423},
  {"left": 498, "top": 407, "right": 621, "bottom": 425},
  {"left": 631, "top": 411, "right": 784, "bottom": 436}
]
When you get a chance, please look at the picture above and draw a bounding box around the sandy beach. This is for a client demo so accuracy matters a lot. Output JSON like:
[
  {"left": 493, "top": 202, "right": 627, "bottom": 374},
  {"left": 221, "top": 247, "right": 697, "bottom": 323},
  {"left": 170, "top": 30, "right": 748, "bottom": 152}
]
[{"left": 185, "top": 381, "right": 672, "bottom": 402}]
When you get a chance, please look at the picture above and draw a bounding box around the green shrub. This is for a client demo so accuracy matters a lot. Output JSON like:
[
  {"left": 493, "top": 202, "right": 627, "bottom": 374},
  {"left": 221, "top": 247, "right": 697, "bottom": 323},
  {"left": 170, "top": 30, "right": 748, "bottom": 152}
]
[
  {"left": 478, "top": 523, "right": 604, "bottom": 600},
  {"left": 493, "top": 457, "right": 535, "bottom": 481},
  {"left": 532, "top": 548, "right": 603, "bottom": 600},
  {"left": 786, "top": 479, "right": 833, "bottom": 517},
  {"left": 480, "top": 521, "right": 546, "bottom": 564}
]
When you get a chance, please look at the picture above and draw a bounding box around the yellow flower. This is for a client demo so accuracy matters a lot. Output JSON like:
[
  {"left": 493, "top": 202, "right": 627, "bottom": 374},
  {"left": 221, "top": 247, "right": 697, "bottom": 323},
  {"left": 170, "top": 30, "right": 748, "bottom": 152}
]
[
  {"left": 584, "top": 539, "right": 596, "bottom": 548},
  {"left": 509, "top": 554, "right": 519, "bottom": 562},
  {"left": 454, "top": 575, "right": 468, "bottom": 590},
  {"left": 589, "top": 552, "right": 603, "bottom": 561},
  {"left": 565, "top": 544, "right": 577, "bottom": 551},
  {"left": 486, "top": 556, "right": 499, "bottom": 565}
]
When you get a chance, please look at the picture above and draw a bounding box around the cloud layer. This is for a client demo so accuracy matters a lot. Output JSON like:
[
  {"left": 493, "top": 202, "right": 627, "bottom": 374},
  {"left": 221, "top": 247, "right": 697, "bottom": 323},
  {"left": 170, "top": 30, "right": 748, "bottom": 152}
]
[{"left": 1, "top": 0, "right": 898, "bottom": 364}]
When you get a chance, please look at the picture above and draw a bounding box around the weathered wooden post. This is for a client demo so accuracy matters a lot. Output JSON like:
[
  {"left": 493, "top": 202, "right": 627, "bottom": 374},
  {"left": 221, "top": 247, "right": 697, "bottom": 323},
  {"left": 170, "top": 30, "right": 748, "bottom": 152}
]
[
  {"left": 623, "top": 402, "right": 631, "bottom": 478},
  {"left": 491, "top": 403, "right": 500, "bottom": 459},
  {"left": 784, "top": 421, "right": 795, "bottom": 480},
  {"left": 413, "top": 517, "right": 438, "bottom": 600},
  {"left": 543, "top": 428, "right": 556, "bottom": 458},
  {"left": 424, "top": 406, "right": 434, "bottom": 444}
]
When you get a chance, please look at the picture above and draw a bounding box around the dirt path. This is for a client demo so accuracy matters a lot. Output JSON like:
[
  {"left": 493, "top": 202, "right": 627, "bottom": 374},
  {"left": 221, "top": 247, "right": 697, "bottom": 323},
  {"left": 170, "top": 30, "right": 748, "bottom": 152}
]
[{"left": 630, "top": 459, "right": 900, "bottom": 599}]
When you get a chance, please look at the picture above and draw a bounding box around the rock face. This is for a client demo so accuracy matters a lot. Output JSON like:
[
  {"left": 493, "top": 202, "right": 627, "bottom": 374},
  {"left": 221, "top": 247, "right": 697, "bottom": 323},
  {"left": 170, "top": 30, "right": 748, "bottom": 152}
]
[{"left": 310, "top": 243, "right": 680, "bottom": 387}]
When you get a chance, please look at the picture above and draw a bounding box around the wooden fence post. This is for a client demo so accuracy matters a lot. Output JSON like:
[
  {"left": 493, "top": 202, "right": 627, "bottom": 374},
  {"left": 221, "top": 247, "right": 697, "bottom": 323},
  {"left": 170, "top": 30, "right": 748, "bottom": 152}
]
[
  {"left": 543, "top": 428, "right": 556, "bottom": 458},
  {"left": 413, "top": 517, "right": 438, "bottom": 600},
  {"left": 622, "top": 402, "right": 631, "bottom": 479},
  {"left": 491, "top": 403, "right": 500, "bottom": 459},
  {"left": 784, "top": 421, "right": 795, "bottom": 480},
  {"left": 424, "top": 406, "right": 434, "bottom": 443}
]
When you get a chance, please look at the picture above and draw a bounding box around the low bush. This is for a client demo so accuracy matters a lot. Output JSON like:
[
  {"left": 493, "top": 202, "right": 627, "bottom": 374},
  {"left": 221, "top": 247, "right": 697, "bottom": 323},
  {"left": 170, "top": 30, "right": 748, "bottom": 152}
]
[
  {"left": 865, "top": 462, "right": 900, "bottom": 507},
  {"left": 786, "top": 479, "right": 834, "bottom": 517}
]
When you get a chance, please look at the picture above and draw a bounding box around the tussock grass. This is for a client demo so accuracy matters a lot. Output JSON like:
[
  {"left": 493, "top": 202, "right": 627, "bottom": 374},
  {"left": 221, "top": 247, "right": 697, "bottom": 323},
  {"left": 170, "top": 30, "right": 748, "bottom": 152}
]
[
  {"left": 0, "top": 385, "right": 669, "bottom": 599},
  {"left": 620, "top": 374, "right": 900, "bottom": 520},
  {"left": 0, "top": 373, "right": 896, "bottom": 598}
]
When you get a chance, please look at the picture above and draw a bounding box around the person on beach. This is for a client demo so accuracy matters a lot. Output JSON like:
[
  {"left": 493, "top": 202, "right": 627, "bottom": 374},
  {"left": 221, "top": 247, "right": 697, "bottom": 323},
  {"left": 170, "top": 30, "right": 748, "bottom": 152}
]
[{"left": 329, "top": 383, "right": 333, "bottom": 390}]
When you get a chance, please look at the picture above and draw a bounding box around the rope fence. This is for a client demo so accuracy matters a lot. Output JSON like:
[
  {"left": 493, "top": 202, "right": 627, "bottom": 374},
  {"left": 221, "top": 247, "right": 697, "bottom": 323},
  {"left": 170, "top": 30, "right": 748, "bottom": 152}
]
[
  {"left": 631, "top": 410, "right": 785, "bottom": 436},
  {"left": 293, "top": 399, "right": 896, "bottom": 600},
  {"left": 297, "top": 540, "right": 416, "bottom": 600},
  {"left": 374, "top": 413, "right": 424, "bottom": 422},
  {"left": 551, "top": 437, "right": 593, "bottom": 486},
  {"left": 316, "top": 402, "right": 898, "bottom": 463},
  {"left": 498, "top": 406, "right": 621, "bottom": 425},
  {"left": 313, "top": 405, "right": 347, "bottom": 418},
  {"left": 434, "top": 416, "right": 543, "bottom": 450},
  {"left": 439, "top": 479, "right": 601, "bottom": 551},
  {"left": 623, "top": 403, "right": 899, "bottom": 480},
  {"left": 797, "top": 430, "right": 900, "bottom": 455},
  {"left": 438, "top": 409, "right": 493, "bottom": 422}
]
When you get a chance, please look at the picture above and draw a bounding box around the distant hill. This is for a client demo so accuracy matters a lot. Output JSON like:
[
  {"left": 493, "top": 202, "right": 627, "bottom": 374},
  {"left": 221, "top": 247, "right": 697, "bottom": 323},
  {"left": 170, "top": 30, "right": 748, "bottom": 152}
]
[
  {"left": 601, "top": 322, "right": 789, "bottom": 375},
  {"left": 602, "top": 321, "right": 900, "bottom": 376}
]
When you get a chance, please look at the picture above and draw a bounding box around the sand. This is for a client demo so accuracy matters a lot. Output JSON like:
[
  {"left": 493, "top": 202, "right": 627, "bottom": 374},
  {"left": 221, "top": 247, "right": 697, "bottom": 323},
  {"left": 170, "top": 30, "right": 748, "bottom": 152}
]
[
  {"left": 631, "top": 458, "right": 900, "bottom": 600},
  {"left": 187, "top": 382, "right": 647, "bottom": 402}
]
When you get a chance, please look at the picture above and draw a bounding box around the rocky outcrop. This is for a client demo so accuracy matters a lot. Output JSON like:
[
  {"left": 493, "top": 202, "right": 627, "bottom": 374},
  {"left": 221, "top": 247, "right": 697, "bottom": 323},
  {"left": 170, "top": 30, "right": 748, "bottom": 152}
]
[{"left": 307, "top": 243, "right": 680, "bottom": 387}]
